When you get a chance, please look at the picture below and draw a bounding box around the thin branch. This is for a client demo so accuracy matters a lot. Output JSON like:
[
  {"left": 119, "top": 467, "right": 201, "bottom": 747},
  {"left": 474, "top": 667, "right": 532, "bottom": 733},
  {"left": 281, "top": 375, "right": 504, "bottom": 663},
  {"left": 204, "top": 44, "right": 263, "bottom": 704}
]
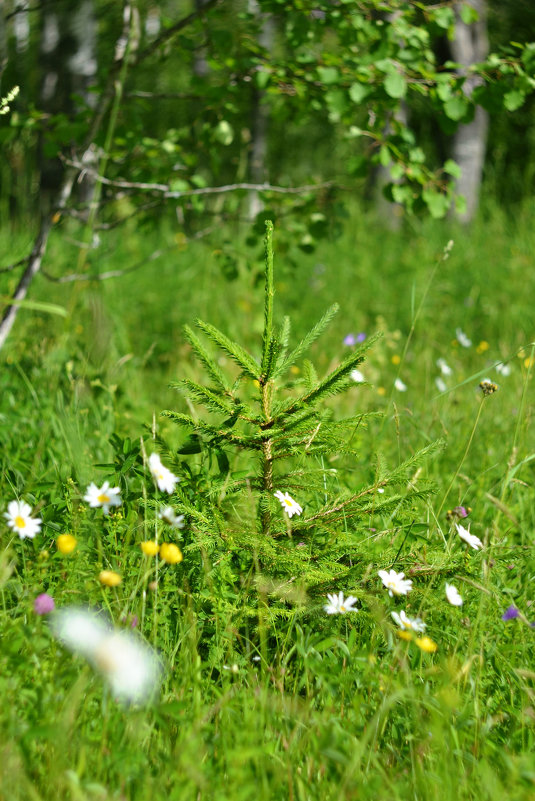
[
  {"left": 0, "top": 256, "right": 30, "bottom": 275},
  {"left": 62, "top": 159, "right": 333, "bottom": 198},
  {"left": 125, "top": 91, "right": 203, "bottom": 101},
  {"left": 134, "top": 0, "right": 221, "bottom": 65},
  {"left": 41, "top": 227, "right": 216, "bottom": 284},
  {"left": 0, "top": 221, "right": 51, "bottom": 350}
]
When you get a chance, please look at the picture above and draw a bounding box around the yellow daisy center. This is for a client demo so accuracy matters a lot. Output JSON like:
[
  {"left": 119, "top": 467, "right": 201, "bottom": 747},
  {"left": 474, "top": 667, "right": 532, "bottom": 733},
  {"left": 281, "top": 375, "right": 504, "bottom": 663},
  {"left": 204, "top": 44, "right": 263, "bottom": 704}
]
[
  {"left": 340, "top": 605, "right": 346, "bottom": 612},
  {"left": 14, "top": 515, "right": 26, "bottom": 528},
  {"left": 97, "top": 493, "right": 110, "bottom": 504},
  {"left": 284, "top": 499, "right": 293, "bottom": 506}
]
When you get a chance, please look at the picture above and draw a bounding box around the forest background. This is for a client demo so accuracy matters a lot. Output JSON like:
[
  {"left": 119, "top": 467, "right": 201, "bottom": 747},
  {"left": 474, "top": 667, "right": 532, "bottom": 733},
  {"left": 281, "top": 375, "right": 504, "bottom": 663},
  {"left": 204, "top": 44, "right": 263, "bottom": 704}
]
[{"left": 1, "top": 2, "right": 535, "bottom": 800}]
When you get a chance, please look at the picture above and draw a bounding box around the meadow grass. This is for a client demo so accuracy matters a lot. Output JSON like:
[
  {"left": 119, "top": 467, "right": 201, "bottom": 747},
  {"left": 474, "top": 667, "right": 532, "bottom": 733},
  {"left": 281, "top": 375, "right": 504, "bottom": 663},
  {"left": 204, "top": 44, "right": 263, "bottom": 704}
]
[{"left": 1, "top": 202, "right": 534, "bottom": 800}]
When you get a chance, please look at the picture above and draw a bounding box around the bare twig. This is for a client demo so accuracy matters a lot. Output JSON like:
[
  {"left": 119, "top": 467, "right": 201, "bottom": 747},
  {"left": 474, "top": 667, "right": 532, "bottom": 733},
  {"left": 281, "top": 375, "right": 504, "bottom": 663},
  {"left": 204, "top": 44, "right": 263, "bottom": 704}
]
[
  {"left": 62, "top": 159, "right": 333, "bottom": 198},
  {"left": 0, "top": 256, "right": 29, "bottom": 275},
  {"left": 0, "top": 221, "right": 51, "bottom": 350},
  {"left": 41, "top": 226, "right": 216, "bottom": 284},
  {"left": 134, "top": 0, "right": 221, "bottom": 65}
]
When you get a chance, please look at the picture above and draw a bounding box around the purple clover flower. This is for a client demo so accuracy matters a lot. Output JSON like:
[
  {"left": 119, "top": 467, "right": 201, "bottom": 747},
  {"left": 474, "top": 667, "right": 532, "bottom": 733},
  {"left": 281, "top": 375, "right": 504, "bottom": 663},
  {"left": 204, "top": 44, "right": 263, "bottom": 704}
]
[
  {"left": 34, "top": 593, "right": 55, "bottom": 615},
  {"left": 452, "top": 506, "right": 469, "bottom": 518},
  {"left": 343, "top": 334, "right": 357, "bottom": 346},
  {"left": 502, "top": 605, "right": 520, "bottom": 621},
  {"left": 356, "top": 332, "right": 367, "bottom": 343}
]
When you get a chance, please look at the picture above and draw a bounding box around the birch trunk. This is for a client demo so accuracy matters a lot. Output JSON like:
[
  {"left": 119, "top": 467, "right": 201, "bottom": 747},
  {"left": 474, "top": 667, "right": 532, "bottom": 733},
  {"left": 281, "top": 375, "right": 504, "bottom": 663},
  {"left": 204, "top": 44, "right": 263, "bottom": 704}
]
[{"left": 451, "top": 0, "right": 489, "bottom": 222}]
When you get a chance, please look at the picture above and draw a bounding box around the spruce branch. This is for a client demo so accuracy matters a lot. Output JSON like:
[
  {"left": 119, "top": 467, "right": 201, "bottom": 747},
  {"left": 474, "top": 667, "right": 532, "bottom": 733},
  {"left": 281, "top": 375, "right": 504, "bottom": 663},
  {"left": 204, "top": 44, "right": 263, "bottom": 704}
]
[
  {"left": 273, "top": 303, "right": 340, "bottom": 378},
  {"left": 195, "top": 319, "right": 260, "bottom": 380}
]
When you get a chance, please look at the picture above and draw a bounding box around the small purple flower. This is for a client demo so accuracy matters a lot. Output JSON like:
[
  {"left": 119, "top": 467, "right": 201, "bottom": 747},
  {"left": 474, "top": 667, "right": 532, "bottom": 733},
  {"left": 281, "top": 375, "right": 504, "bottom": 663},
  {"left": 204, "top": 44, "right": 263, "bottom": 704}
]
[
  {"left": 130, "top": 615, "right": 139, "bottom": 628},
  {"left": 502, "top": 605, "right": 520, "bottom": 621},
  {"left": 356, "top": 332, "right": 366, "bottom": 343},
  {"left": 34, "top": 593, "right": 55, "bottom": 615},
  {"left": 453, "top": 506, "right": 469, "bottom": 518},
  {"left": 343, "top": 334, "right": 357, "bottom": 346}
]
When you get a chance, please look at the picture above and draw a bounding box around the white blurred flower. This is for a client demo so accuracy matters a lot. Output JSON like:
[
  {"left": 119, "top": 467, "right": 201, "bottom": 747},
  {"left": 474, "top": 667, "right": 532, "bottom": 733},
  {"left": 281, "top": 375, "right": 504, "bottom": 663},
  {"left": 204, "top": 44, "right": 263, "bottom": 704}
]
[
  {"left": 378, "top": 569, "right": 413, "bottom": 597},
  {"left": 394, "top": 378, "right": 407, "bottom": 392},
  {"left": 159, "top": 506, "right": 185, "bottom": 528},
  {"left": 4, "top": 500, "right": 41, "bottom": 539},
  {"left": 455, "top": 522, "right": 483, "bottom": 550},
  {"left": 84, "top": 481, "right": 122, "bottom": 515},
  {"left": 149, "top": 453, "right": 179, "bottom": 494},
  {"left": 456, "top": 328, "right": 472, "bottom": 348},
  {"left": 495, "top": 362, "right": 511, "bottom": 377},
  {"left": 50, "top": 608, "right": 162, "bottom": 704},
  {"left": 324, "top": 591, "right": 358, "bottom": 615},
  {"left": 391, "top": 610, "right": 426, "bottom": 633},
  {"left": 436, "top": 358, "right": 453, "bottom": 376},
  {"left": 351, "top": 369, "right": 365, "bottom": 383},
  {"left": 435, "top": 377, "right": 447, "bottom": 393},
  {"left": 274, "top": 490, "right": 303, "bottom": 518},
  {"left": 445, "top": 583, "right": 463, "bottom": 606}
]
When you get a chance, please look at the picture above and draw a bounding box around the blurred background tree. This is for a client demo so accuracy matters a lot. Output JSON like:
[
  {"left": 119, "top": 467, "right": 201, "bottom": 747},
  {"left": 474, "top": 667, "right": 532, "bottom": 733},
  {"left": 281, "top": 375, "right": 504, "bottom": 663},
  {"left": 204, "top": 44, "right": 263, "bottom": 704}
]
[{"left": 0, "top": 0, "right": 534, "bottom": 346}]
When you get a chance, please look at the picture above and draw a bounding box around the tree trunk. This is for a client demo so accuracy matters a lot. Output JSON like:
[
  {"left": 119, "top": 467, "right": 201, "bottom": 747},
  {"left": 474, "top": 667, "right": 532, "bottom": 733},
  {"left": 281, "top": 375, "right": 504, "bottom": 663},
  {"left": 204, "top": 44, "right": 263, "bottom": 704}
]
[
  {"left": 450, "top": 0, "right": 489, "bottom": 223},
  {"left": 39, "top": 0, "right": 97, "bottom": 209},
  {"left": 247, "top": 0, "right": 273, "bottom": 220}
]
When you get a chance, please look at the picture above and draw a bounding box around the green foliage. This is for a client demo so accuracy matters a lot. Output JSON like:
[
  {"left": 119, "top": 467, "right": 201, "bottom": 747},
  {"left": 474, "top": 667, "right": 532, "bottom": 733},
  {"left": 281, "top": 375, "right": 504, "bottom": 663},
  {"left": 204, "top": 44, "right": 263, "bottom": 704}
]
[
  {"left": 162, "top": 223, "right": 440, "bottom": 600},
  {"left": 1, "top": 207, "right": 535, "bottom": 800}
]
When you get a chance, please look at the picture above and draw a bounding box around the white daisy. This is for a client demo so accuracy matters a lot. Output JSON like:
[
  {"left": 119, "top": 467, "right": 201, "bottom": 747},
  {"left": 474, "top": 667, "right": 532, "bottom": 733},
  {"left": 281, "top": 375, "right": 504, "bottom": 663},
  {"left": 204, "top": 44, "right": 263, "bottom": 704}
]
[
  {"left": 351, "top": 369, "right": 365, "bottom": 383},
  {"left": 159, "top": 506, "right": 185, "bottom": 528},
  {"left": 50, "top": 608, "right": 162, "bottom": 704},
  {"left": 394, "top": 378, "right": 407, "bottom": 392},
  {"left": 4, "top": 500, "right": 41, "bottom": 539},
  {"left": 456, "top": 328, "right": 472, "bottom": 348},
  {"left": 495, "top": 362, "right": 511, "bottom": 377},
  {"left": 445, "top": 583, "right": 463, "bottom": 606},
  {"left": 274, "top": 490, "right": 303, "bottom": 518},
  {"left": 84, "top": 481, "right": 122, "bottom": 515},
  {"left": 149, "top": 453, "right": 179, "bottom": 494},
  {"left": 436, "top": 358, "right": 453, "bottom": 376},
  {"left": 435, "top": 377, "right": 447, "bottom": 393},
  {"left": 391, "top": 610, "right": 426, "bottom": 633},
  {"left": 324, "top": 591, "right": 358, "bottom": 615},
  {"left": 378, "top": 569, "right": 413, "bottom": 597},
  {"left": 455, "top": 522, "right": 483, "bottom": 550}
]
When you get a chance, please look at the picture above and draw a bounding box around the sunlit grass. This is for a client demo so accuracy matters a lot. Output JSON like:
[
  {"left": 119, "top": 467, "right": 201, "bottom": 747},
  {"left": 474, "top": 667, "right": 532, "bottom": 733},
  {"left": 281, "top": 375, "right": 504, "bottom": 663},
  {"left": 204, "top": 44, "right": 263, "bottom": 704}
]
[{"left": 1, "top": 203, "right": 534, "bottom": 800}]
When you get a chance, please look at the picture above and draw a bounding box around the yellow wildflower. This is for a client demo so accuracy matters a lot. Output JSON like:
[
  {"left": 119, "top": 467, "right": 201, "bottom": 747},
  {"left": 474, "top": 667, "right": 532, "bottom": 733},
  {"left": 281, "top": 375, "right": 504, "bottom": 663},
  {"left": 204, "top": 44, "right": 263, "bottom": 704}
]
[
  {"left": 57, "top": 534, "right": 77, "bottom": 555},
  {"left": 476, "top": 341, "right": 489, "bottom": 354},
  {"left": 159, "top": 543, "right": 183, "bottom": 565},
  {"left": 140, "top": 540, "right": 160, "bottom": 557},
  {"left": 415, "top": 636, "right": 438, "bottom": 653},
  {"left": 396, "top": 629, "right": 413, "bottom": 642},
  {"left": 99, "top": 570, "right": 122, "bottom": 587},
  {"left": 391, "top": 354, "right": 401, "bottom": 365}
]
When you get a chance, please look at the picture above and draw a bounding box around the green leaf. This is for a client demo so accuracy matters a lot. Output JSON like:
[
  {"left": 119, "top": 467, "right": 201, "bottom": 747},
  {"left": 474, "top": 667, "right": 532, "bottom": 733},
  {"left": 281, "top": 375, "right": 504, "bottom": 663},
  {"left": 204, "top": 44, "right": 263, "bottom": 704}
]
[
  {"left": 348, "top": 83, "right": 368, "bottom": 104},
  {"left": 443, "top": 159, "right": 462, "bottom": 179},
  {"left": 384, "top": 72, "right": 406, "bottom": 99},
  {"left": 3, "top": 298, "right": 67, "bottom": 317},
  {"left": 432, "top": 7, "right": 455, "bottom": 31},
  {"left": 325, "top": 89, "right": 348, "bottom": 120},
  {"left": 443, "top": 95, "right": 469, "bottom": 121},
  {"left": 422, "top": 187, "right": 450, "bottom": 219},
  {"left": 460, "top": 3, "right": 479, "bottom": 24},
  {"left": 214, "top": 120, "right": 234, "bottom": 146},
  {"left": 317, "top": 66, "right": 339, "bottom": 85},
  {"left": 379, "top": 145, "right": 391, "bottom": 168},
  {"left": 504, "top": 90, "right": 525, "bottom": 112}
]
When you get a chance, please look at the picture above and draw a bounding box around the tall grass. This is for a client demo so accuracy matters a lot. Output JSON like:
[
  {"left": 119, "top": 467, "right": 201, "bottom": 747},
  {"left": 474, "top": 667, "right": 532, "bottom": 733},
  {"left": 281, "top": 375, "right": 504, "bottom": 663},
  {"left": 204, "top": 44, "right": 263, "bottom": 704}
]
[{"left": 1, "top": 202, "right": 534, "bottom": 800}]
